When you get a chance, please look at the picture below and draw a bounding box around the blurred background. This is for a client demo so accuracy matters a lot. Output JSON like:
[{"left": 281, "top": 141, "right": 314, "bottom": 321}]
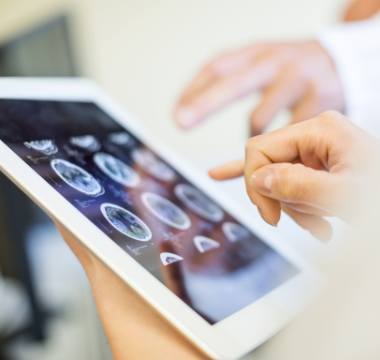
[{"left": 0, "top": 0, "right": 358, "bottom": 359}]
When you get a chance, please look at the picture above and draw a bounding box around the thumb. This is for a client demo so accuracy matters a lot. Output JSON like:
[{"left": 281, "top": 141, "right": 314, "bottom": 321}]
[{"left": 249, "top": 163, "right": 351, "bottom": 217}]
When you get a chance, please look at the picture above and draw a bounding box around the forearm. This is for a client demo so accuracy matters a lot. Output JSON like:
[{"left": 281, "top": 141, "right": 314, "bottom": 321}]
[
  {"left": 89, "top": 262, "right": 209, "bottom": 360},
  {"left": 57, "top": 225, "right": 208, "bottom": 360}
]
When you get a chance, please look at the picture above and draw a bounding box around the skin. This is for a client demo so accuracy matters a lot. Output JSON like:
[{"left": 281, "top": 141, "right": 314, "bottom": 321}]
[
  {"left": 51, "top": 2, "right": 380, "bottom": 358},
  {"left": 55, "top": 224, "right": 209, "bottom": 360},
  {"left": 344, "top": 0, "right": 380, "bottom": 21},
  {"left": 209, "top": 111, "right": 380, "bottom": 242},
  {"left": 175, "top": 0, "right": 380, "bottom": 136},
  {"left": 54, "top": 112, "right": 380, "bottom": 360},
  {"left": 174, "top": 0, "right": 380, "bottom": 241},
  {"left": 175, "top": 41, "right": 344, "bottom": 136},
  {"left": 54, "top": 113, "right": 380, "bottom": 360}
]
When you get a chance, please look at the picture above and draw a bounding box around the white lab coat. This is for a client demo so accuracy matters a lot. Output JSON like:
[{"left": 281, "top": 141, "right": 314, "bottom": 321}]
[{"left": 317, "top": 14, "right": 380, "bottom": 138}]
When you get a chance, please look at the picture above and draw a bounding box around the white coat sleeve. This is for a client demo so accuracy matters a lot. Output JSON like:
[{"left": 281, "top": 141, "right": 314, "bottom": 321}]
[{"left": 316, "top": 14, "right": 380, "bottom": 138}]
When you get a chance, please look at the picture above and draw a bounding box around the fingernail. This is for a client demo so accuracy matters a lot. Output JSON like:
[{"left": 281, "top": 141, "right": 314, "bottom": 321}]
[
  {"left": 250, "top": 169, "right": 274, "bottom": 195},
  {"left": 258, "top": 208, "right": 277, "bottom": 227},
  {"left": 177, "top": 107, "right": 198, "bottom": 129}
]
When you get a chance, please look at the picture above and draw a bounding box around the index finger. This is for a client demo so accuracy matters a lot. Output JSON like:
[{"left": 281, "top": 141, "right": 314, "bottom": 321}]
[
  {"left": 182, "top": 44, "right": 273, "bottom": 99},
  {"left": 243, "top": 117, "right": 335, "bottom": 225}
]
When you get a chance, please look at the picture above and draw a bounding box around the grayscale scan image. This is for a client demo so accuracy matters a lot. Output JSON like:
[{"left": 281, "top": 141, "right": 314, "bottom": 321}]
[
  {"left": 101, "top": 203, "right": 152, "bottom": 241},
  {"left": 51, "top": 159, "right": 104, "bottom": 196},
  {"left": 0, "top": 99, "right": 299, "bottom": 324}
]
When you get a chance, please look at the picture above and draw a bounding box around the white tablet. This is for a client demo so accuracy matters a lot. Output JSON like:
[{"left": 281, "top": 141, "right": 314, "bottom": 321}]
[{"left": 0, "top": 78, "right": 321, "bottom": 359}]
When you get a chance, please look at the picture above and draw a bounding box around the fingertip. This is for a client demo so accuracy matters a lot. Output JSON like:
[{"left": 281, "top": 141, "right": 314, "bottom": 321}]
[
  {"left": 309, "top": 221, "right": 333, "bottom": 244},
  {"left": 208, "top": 168, "right": 220, "bottom": 180},
  {"left": 209, "top": 160, "right": 245, "bottom": 181},
  {"left": 208, "top": 167, "right": 228, "bottom": 180},
  {"left": 254, "top": 196, "right": 281, "bottom": 226},
  {"left": 258, "top": 207, "right": 280, "bottom": 227},
  {"left": 175, "top": 107, "right": 199, "bottom": 130}
]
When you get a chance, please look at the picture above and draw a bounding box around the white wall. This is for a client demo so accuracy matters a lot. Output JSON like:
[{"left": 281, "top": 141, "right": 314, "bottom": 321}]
[{"left": 0, "top": 0, "right": 347, "bottom": 164}]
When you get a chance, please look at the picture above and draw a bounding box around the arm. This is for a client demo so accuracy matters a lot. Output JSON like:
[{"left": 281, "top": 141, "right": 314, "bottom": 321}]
[
  {"left": 175, "top": 41, "right": 344, "bottom": 136},
  {"left": 175, "top": 8, "right": 380, "bottom": 137},
  {"left": 56, "top": 225, "right": 209, "bottom": 360}
]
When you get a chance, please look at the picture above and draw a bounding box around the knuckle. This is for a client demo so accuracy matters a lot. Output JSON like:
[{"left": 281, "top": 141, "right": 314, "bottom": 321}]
[
  {"left": 204, "top": 62, "right": 218, "bottom": 76},
  {"left": 310, "top": 110, "right": 349, "bottom": 136},
  {"left": 245, "top": 135, "right": 265, "bottom": 156},
  {"left": 204, "top": 52, "right": 231, "bottom": 75},
  {"left": 245, "top": 138, "right": 255, "bottom": 156},
  {"left": 317, "top": 110, "right": 346, "bottom": 126},
  {"left": 286, "top": 60, "right": 301, "bottom": 73}
]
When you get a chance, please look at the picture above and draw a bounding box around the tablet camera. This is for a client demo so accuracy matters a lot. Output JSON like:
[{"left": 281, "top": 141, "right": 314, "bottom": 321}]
[
  {"left": 174, "top": 184, "right": 224, "bottom": 222},
  {"left": 51, "top": 159, "right": 104, "bottom": 196},
  {"left": 193, "top": 236, "right": 220, "bottom": 253},
  {"left": 69, "top": 135, "right": 101, "bottom": 152},
  {"left": 222, "top": 222, "right": 251, "bottom": 243},
  {"left": 141, "top": 192, "right": 191, "bottom": 230},
  {"left": 24, "top": 139, "right": 58, "bottom": 155},
  {"left": 160, "top": 252, "right": 183, "bottom": 266},
  {"left": 100, "top": 203, "right": 152, "bottom": 241},
  {"left": 94, "top": 152, "right": 141, "bottom": 187},
  {"left": 131, "top": 148, "right": 176, "bottom": 182}
]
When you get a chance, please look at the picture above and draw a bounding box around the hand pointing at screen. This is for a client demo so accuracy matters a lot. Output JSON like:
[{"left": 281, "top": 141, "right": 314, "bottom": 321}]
[
  {"left": 209, "top": 111, "right": 380, "bottom": 242},
  {"left": 175, "top": 41, "right": 344, "bottom": 136}
]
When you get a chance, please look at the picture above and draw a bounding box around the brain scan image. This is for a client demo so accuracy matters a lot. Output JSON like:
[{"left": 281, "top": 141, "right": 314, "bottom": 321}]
[
  {"left": 101, "top": 203, "right": 152, "bottom": 241},
  {"left": 141, "top": 192, "right": 191, "bottom": 230},
  {"left": 160, "top": 252, "right": 183, "bottom": 266},
  {"left": 51, "top": 159, "right": 104, "bottom": 196},
  {"left": 69, "top": 135, "right": 101, "bottom": 152},
  {"left": 131, "top": 148, "right": 176, "bottom": 182},
  {"left": 222, "top": 222, "right": 251, "bottom": 243},
  {"left": 24, "top": 140, "right": 58, "bottom": 155},
  {"left": 93, "top": 152, "right": 140, "bottom": 188},
  {"left": 174, "top": 184, "right": 224, "bottom": 222},
  {"left": 108, "top": 132, "right": 132, "bottom": 146},
  {"left": 193, "top": 236, "right": 220, "bottom": 253}
]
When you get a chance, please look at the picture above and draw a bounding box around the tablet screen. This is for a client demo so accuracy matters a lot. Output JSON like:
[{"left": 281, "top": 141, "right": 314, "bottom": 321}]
[{"left": 0, "top": 100, "right": 299, "bottom": 324}]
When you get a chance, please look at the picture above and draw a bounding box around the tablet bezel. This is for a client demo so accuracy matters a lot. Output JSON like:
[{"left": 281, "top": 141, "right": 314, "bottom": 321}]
[{"left": 0, "top": 78, "right": 322, "bottom": 360}]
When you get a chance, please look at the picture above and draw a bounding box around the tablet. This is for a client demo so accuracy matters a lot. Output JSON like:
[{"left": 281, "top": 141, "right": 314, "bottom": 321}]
[{"left": 0, "top": 78, "right": 321, "bottom": 360}]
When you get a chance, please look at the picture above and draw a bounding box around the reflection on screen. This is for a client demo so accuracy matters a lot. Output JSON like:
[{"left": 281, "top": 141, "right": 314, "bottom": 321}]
[{"left": 0, "top": 100, "right": 299, "bottom": 324}]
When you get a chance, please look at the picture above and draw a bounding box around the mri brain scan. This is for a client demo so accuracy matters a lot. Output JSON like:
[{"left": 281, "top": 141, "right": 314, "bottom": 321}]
[
  {"left": 222, "top": 222, "right": 251, "bottom": 243},
  {"left": 101, "top": 203, "right": 152, "bottom": 241},
  {"left": 175, "top": 184, "right": 224, "bottom": 222},
  {"left": 193, "top": 236, "right": 220, "bottom": 253},
  {"left": 108, "top": 132, "right": 133, "bottom": 146},
  {"left": 141, "top": 192, "right": 191, "bottom": 230},
  {"left": 94, "top": 152, "right": 140, "bottom": 187},
  {"left": 24, "top": 140, "right": 58, "bottom": 155},
  {"left": 160, "top": 252, "right": 183, "bottom": 266},
  {"left": 131, "top": 148, "right": 176, "bottom": 182},
  {"left": 69, "top": 135, "right": 101, "bottom": 152},
  {"left": 51, "top": 159, "right": 104, "bottom": 196}
]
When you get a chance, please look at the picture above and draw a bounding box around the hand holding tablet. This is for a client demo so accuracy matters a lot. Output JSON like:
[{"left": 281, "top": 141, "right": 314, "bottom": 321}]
[
  {"left": 55, "top": 224, "right": 209, "bottom": 360},
  {"left": 0, "top": 79, "right": 321, "bottom": 359}
]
